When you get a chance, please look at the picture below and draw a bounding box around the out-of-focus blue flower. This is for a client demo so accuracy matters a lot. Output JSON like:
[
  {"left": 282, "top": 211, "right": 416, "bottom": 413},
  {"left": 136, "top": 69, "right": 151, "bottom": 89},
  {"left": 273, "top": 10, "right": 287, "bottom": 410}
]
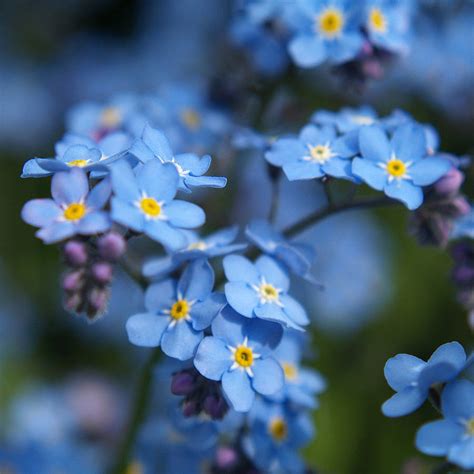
[
  {"left": 130, "top": 124, "right": 227, "bottom": 192},
  {"left": 269, "top": 330, "right": 326, "bottom": 409},
  {"left": 243, "top": 398, "right": 314, "bottom": 474},
  {"left": 126, "top": 259, "right": 225, "bottom": 361},
  {"left": 194, "top": 306, "right": 284, "bottom": 412},
  {"left": 110, "top": 160, "right": 205, "bottom": 251},
  {"left": 452, "top": 207, "right": 474, "bottom": 240},
  {"left": 382, "top": 341, "right": 467, "bottom": 417},
  {"left": 245, "top": 219, "right": 318, "bottom": 283},
  {"left": 266, "top": 124, "right": 358, "bottom": 181},
  {"left": 21, "top": 169, "right": 111, "bottom": 244},
  {"left": 223, "top": 254, "right": 309, "bottom": 330},
  {"left": 312, "top": 106, "right": 379, "bottom": 133},
  {"left": 352, "top": 123, "right": 451, "bottom": 209},
  {"left": 364, "top": 0, "right": 412, "bottom": 54},
  {"left": 288, "top": 0, "right": 363, "bottom": 68},
  {"left": 142, "top": 226, "right": 247, "bottom": 279},
  {"left": 416, "top": 379, "right": 474, "bottom": 470}
]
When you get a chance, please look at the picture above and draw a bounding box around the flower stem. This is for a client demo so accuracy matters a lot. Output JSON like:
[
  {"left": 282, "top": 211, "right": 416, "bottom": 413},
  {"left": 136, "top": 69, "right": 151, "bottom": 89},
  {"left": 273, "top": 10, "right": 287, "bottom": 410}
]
[{"left": 110, "top": 346, "right": 162, "bottom": 474}]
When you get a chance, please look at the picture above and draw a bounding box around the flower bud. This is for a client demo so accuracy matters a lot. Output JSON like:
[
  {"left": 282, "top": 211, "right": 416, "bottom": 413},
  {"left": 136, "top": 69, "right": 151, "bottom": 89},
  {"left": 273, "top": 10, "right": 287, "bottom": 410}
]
[
  {"left": 64, "top": 293, "right": 82, "bottom": 313},
  {"left": 452, "top": 265, "right": 474, "bottom": 285},
  {"left": 63, "top": 240, "right": 88, "bottom": 267},
  {"left": 451, "top": 196, "right": 471, "bottom": 217},
  {"left": 215, "top": 446, "right": 238, "bottom": 469},
  {"left": 434, "top": 168, "right": 464, "bottom": 196},
  {"left": 171, "top": 371, "right": 197, "bottom": 396},
  {"left": 91, "top": 262, "right": 114, "bottom": 285},
  {"left": 98, "top": 232, "right": 126, "bottom": 262},
  {"left": 182, "top": 400, "right": 199, "bottom": 418},
  {"left": 87, "top": 288, "right": 109, "bottom": 317},
  {"left": 203, "top": 393, "right": 228, "bottom": 420},
  {"left": 62, "top": 270, "right": 84, "bottom": 292}
]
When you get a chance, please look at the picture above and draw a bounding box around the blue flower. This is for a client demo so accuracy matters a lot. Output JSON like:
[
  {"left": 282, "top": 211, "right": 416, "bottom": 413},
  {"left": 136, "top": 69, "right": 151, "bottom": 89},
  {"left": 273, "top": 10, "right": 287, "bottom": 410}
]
[
  {"left": 288, "top": 0, "right": 363, "bottom": 68},
  {"left": 223, "top": 254, "right": 309, "bottom": 330},
  {"left": 416, "top": 379, "right": 474, "bottom": 470},
  {"left": 382, "top": 341, "right": 467, "bottom": 417},
  {"left": 21, "top": 169, "right": 111, "bottom": 244},
  {"left": 126, "top": 259, "right": 225, "bottom": 361},
  {"left": 352, "top": 123, "right": 452, "bottom": 209},
  {"left": 311, "top": 106, "right": 379, "bottom": 133},
  {"left": 110, "top": 160, "right": 205, "bottom": 251},
  {"left": 269, "top": 330, "right": 326, "bottom": 409},
  {"left": 142, "top": 226, "right": 247, "bottom": 279},
  {"left": 245, "top": 219, "right": 319, "bottom": 284},
  {"left": 193, "top": 306, "right": 284, "bottom": 412},
  {"left": 365, "top": 0, "right": 412, "bottom": 54},
  {"left": 242, "top": 398, "right": 314, "bottom": 474},
  {"left": 265, "top": 124, "right": 358, "bottom": 181},
  {"left": 130, "top": 124, "right": 227, "bottom": 193}
]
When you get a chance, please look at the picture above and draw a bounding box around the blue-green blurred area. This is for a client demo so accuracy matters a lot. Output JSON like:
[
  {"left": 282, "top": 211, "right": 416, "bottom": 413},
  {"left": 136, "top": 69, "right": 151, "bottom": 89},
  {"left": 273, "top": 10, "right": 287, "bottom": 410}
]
[{"left": 0, "top": 1, "right": 473, "bottom": 473}]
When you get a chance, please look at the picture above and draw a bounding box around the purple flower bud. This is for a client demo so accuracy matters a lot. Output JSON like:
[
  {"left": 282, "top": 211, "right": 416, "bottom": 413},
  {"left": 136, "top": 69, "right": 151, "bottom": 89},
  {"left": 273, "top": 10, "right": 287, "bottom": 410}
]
[
  {"left": 64, "top": 293, "right": 82, "bottom": 313},
  {"left": 91, "top": 262, "right": 113, "bottom": 285},
  {"left": 451, "top": 197, "right": 471, "bottom": 217},
  {"left": 98, "top": 232, "right": 126, "bottom": 262},
  {"left": 203, "top": 393, "right": 228, "bottom": 420},
  {"left": 171, "top": 371, "right": 196, "bottom": 396},
  {"left": 452, "top": 265, "right": 474, "bottom": 285},
  {"left": 63, "top": 240, "right": 88, "bottom": 267},
  {"left": 87, "top": 288, "right": 109, "bottom": 316},
  {"left": 182, "top": 400, "right": 199, "bottom": 418},
  {"left": 62, "top": 270, "right": 84, "bottom": 292},
  {"left": 434, "top": 168, "right": 464, "bottom": 196},
  {"left": 361, "top": 40, "right": 374, "bottom": 56},
  {"left": 215, "top": 446, "right": 238, "bottom": 469},
  {"left": 362, "top": 59, "right": 384, "bottom": 80}
]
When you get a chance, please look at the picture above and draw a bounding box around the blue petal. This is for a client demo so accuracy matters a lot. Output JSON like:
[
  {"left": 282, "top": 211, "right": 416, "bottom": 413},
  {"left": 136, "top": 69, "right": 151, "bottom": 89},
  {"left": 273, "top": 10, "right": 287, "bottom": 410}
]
[
  {"left": 251, "top": 358, "right": 284, "bottom": 396},
  {"left": 136, "top": 161, "right": 179, "bottom": 202},
  {"left": 62, "top": 144, "right": 101, "bottom": 164},
  {"left": 442, "top": 379, "right": 474, "bottom": 422},
  {"left": 51, "top": 169, "right": 89, "bottom": 205},
  {"left": 211, "top": 306, "right": 246, "bottom": 347},
  {"left": 223, "top": 255, "right": 259, "bottom": 284},
  {"left": 288, "top": 35, "right": 326, "bottom": 67},
  {"left": 329, "top": 32, "right": 363, "bottom": 64},
  {"left": 254, "top": 303, "right": 304, "bottom": 331},
  {"left": 36, "top": 222, "right": 76, "bottom": 244},
  {"left": 178, "top": 259, "right": 214, "bottom": 301},
  {"left": 381, "top": 386, "right": 427, "bottom": 417},
  {"left": 447, "top": 438, "right": 474, "bottom": 470},
  {"left": 222, "top": 369, "right": 255, "bottom": 412},
  {"left": 384, "top": 354, "right": 425, "bottom": 391},
  {"left": 255, "top": 255, "right": 289, "bottom": 292},
  {"left": 175, "top": 153, "right": 211, "bottom": 176},
  {"left": 416, "top": 420, "right": 464, "bottom": 456},
  {"left": 21, "top": 199, "right": 61, "bottom": 227},
  {"left": 418, "top": 362, "right": 463, "bottom": 391},
  {"left": 428, "top": 342, "right": 467, "bottom": 370},
  {"left": 265, "top": 138, "right": 306, "bottom": 167},
  {"left": 86, "top": 177, "right": 111, "bottom": 209},
  {"left": 359, "top": 126, "right": 390, "bottom": 162},
  {"left": 245, "top": 318, "right": 283, "bottom": 351},
  {"left": 322, "top": 157, "right": 353, "bottom": 179},
  {"left": 245, "top": 219, "right": 282, "bottom": 252},
  {"left": 35, "top": 159, "right": 69, "bottom": 173},
  {"left": 184, "top": 175, "right": 227, "bottom": 189},
  {"left": 384, "top": 180, "right": 423, "bottom": 210},
  {"left": 111, "top": 160, "right": 140, "bottom": 202},
  {"left": 225, "top": 282, "right": 259, "bottom": 318},
  {"left": 410, "top": 157, "right": 452, "bottom": 186},
  {"left": 76, "top": 211, "right": 111, "bottom": 234},
  {"left": 299, "top": 124, "right": 336, "bottom": 144},
  {"left": 280, "top": 295, "right": 309, "bottom": 326},
  {"left": 21, "top": 158, "right": 51, "bottom": 178},
  {"left": 161, "top": 322, "right": 202, "bottom": 361},
  {"left": 332, "top": 130, "right": 359, "bottom": 157},
  {"left": 142, "top": 256, "right": 178, "bottom": 279},
  {"left": 206, "top": 226, "right": 239, "bottom": 246},
  {"left": 194, "top": 336, "right": 231, "bottom": 380},
  {"left": 126, "top": 313, "right": 168, "bottom": 347},
  {"left": 141, "top": 124, "right": 174, "bottom": 161},
  {"left": 283, "top": 161, "right": 324, "bottom": 181},
  {"left": 111, "top": 198, "right": 144, "bottom": 232},
  {"left": 165, "top": 200, "right": 205, "bottom": 228},
  {"left": 144, "top": 221, "right": 188, "bottom": 251},
  {"left": 352, "top": 158, "right": 387, "bottom": 190},
  {"left": 391, "top": 123, "right": 426, "bottom": 163},
  {"left": 145, "top": 278, "right": 176, "bottom": 312},
  {"left": 191, "top": 293, "right": 226, "bottom": 331},
  {"left": 129, "top": 138, "right": 156, "bottom": 163}
]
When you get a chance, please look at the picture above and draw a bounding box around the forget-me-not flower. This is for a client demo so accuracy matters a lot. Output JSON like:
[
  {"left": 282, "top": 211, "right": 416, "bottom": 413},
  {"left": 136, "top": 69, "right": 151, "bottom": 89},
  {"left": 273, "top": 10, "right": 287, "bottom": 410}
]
[
  {"left": 223, "top": 254, "right": 309, "bottom": 330},
  {"left": 21, "top": 169, "right": 111, "bottom": 244},
  {"left": 194, "top": 306, "right": 284, "bottom": 412},
  {"left": 416, "top": 379, "right": 474, "bottom": 470},
  {"left": 311, "top": 106, "right": 379, "bottom": 134},
  {"left": 382, "top": 341, "right": 467, "bottom": 417},
  {"left": 110, "top": 160, "right": 205, "bottom": 251},
  {"left": 352, "top": 123, "right": 452, "bottom": 209},
  {"left": 126, "top": 259, "right": 225, "bottom": 361}
]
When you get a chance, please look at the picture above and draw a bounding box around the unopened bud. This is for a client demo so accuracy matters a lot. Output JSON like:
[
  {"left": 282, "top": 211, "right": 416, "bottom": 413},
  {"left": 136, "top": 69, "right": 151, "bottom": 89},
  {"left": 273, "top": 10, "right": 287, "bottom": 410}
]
[
  {"left": 171, "top": 371, "right": 196, "bottom": 396},
  {"left": 62, "top": 270, "right": 84, "bottom": 292},
  {"left": 434, "top": 168, "right": 464, "bottom": 196},
  {"left": 182, "top": 400, "right": 199, "bottom": 418},
  {"left": 64, "top": 293, "right": 82, "bottom": 313},
  {"left": 91, "top": 262, "right": 113, "bottom": 285},
  {"left": 97, "top": 232, "right": 126, "bottom": 262},
  {"left": 63, "top": 240, "right": 88, "bottom": 267},
  {"left": 203, "top": 394, "right": 228, "bottom": 420},
  {"left": 215, "top": 446, "right": 238, "bottom": 469},
  {"left": 87, "top": 288, "right": 109, "bottom": 316}
]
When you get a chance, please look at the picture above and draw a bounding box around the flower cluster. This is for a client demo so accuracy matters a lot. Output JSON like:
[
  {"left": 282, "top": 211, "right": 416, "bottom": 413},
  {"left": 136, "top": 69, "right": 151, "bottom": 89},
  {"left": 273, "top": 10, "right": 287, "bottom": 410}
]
[
  {"left": 382, "top": 342, "right": 474, "bottom": 470},
  {"left": 231, "top": 0, "right": 415, "bottom": 79}
]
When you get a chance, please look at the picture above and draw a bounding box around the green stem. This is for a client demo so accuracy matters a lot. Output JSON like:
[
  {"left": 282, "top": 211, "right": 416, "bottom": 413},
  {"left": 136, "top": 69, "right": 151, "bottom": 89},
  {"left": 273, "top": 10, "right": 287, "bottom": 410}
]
[
  {"left": 283, "top": 196, "right": 398, "bottom": 238},
  {"left": 110, "top": 347, "right": 162, "bottom": 474}
]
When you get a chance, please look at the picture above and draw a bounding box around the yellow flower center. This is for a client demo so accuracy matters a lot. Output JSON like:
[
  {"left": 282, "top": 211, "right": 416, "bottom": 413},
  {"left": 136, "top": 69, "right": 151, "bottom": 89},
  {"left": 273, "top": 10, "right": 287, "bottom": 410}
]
[
  {"left": 351, "top": 115, "right": 375, "bottom": 126},
  {"left": 100, "top": 107, "right": 122, "bottom": 128},
  {"left": 386, "top": 159, "right": 407, "bottom": 178},
  {"left": 307, "top": 143, "right": 333, "bottom": 163},
  {"left": 67, "top": 159, "right": 89, "bottom": 168},
  {"left": 170, "top": 299, "right": 190, "bottom": 320},
  {"left": 234, "top": 346, "right": 254, "bottom": 368},
  {"left": 140, "top": 197, "right": 161, "bottom": 217},
  {"left": 63, "top": 202, "right": 86, "bottom": 221},
  {"left": 369, "top": 8, "right": 387, "bottom": 33},
  {"left": 467, "top": 418, "right": 474, "bottom": 436},
  {"left": 187, "top": 241, "right": 208, "bottom": 251},
  {"left": 181, "top": 108, "right": 201, "bottom": 130},
  {"left": 269, "top": 417, "right": 288, "bottom": 442},
  {"left": 258, "top": 283, "right": 280, "bottom": 303},
  {"left": 282, "top": 362, "right": 298, "bottom": 381},
  {"left": 317, "top": 8, "right": 345, "bottom": 39}
]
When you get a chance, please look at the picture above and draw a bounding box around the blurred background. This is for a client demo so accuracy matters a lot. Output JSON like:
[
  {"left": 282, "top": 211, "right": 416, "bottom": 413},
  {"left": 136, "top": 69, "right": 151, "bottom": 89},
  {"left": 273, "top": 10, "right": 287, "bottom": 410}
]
[{"left": 0, "top": 1, "right": 473, "bottom": 473}]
